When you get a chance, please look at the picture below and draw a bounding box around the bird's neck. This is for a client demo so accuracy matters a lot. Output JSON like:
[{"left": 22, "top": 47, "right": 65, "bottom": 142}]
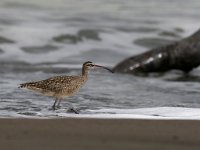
[{"left": 82, "top": 68, "right": 89, "bottom": 78}]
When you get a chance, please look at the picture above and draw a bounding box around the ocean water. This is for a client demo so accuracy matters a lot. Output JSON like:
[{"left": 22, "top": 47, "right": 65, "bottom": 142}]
[{"left": 1, "top": 0, "right": 200, "bottom": 119}]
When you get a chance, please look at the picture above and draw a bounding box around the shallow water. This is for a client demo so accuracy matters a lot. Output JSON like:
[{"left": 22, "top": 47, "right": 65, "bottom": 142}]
[{"left": 0, "top": 0, "right": 200, "bottom": 118}]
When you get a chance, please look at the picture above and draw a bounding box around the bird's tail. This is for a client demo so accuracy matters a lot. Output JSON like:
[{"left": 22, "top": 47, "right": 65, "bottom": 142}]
[
  {"left": 18, "top": 82, "right": 35, "bottom": 88},
  {"left": 18, "top": 83, "right": 27, "bottom": 88}
]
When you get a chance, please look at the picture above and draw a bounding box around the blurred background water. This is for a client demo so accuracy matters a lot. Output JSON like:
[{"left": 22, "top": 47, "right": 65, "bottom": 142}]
[{"left": 0, "top": 0, "right": 200, "bottom": 118}]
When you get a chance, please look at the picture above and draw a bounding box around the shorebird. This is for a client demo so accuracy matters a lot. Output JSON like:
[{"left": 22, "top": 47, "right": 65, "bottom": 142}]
[{"left": 19, "top": 61, "right": 113, "bottom": 113}]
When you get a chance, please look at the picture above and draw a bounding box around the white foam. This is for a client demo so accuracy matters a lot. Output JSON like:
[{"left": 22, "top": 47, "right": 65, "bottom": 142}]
[
  {"left": 84, "top": 107, "right": 200, "bottom": 120},
  {"left": 6, "top": 107, "right": 200, "bottom": 120}
]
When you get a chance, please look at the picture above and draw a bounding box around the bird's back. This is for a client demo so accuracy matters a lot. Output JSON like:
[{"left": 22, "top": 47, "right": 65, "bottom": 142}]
[{"left": 19, "top": 75, "right": 87, "bottom": 97}]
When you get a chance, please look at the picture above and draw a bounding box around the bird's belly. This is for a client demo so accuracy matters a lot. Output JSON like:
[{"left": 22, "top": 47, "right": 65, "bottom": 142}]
[
  {"left": 57, "top": 87, "right": 81, "bottom": 97},
  {"left": 42, "top": 91, "right": 55, "bottom": 96},
  {"left": 26, "top": 87, "right": 55, "bottom": 96}
]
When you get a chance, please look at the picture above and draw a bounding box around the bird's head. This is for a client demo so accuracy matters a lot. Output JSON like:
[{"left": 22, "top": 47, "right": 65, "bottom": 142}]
[{"left": 82, "top": 61, "right": 113, "bottom": 73}]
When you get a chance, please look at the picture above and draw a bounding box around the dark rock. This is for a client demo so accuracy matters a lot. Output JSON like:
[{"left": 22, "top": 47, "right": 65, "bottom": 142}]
[
  {"left": 0, "top": 36, "right": 14, "bottom": 44},
  {"left": 53, "top": 29, "right": 101, "bottom": 44},
  {"left": 113, "top": 29, "right": 200, "bottom": 75},
  {"left": 21, "top": 45, "right": 59, "bottom": 54},
  {"left": 53, "top": 34, "right": 82, "bottom": 44},
  {"left": 0, "top": 49, "right": 4, "bottom": 53}
]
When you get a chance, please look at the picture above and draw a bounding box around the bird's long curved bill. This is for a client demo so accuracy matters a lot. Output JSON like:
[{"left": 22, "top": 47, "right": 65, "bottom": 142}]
[{"left": 94, "top": 65, "right": 114, "bottom": 73}]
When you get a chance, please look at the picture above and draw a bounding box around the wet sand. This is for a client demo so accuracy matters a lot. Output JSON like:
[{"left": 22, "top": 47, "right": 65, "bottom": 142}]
[{"left": 0, "top": 118, "right": 200, "bottom": 150}]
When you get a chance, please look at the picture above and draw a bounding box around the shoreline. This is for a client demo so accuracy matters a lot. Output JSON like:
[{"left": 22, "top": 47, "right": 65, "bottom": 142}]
[{"left": 0, "top": 118, "right": 200, "bottom": 150}]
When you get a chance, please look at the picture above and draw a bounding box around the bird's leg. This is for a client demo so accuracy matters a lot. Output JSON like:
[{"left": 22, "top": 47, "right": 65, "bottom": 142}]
[
  {"left": 56, "top": 99, "right": 62, "bottom": 109},
  {"left": 52, "top": 98, "right": 58, "bottom": 110}
]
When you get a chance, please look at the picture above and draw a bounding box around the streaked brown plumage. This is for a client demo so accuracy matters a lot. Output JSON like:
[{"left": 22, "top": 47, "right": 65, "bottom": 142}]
[{"left": 19, "top": 61, "right": 113, "bottom": 113}]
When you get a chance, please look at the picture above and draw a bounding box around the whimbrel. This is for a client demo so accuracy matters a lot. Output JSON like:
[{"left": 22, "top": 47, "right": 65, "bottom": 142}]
[{"left": 19, "top": 61, "right": 113, "bottom": 113}]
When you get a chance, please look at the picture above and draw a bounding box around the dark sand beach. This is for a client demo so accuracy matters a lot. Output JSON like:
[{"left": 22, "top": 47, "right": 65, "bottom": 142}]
[{"left": 0, "top": 118, "right": 200, "bottom": 150}]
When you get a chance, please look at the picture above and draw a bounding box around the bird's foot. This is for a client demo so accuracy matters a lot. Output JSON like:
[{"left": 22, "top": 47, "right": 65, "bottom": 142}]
[
  {"left": 52, "top": 105, "right": 56, "bottom": 111},
  {"left": 67, "top": 107, "right": 79, "bottom": 114}
]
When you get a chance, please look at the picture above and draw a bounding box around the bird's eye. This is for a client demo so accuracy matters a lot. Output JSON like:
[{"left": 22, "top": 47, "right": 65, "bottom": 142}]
[{"left": 87, "top": 64, "right": 93, "bottom": 67}]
